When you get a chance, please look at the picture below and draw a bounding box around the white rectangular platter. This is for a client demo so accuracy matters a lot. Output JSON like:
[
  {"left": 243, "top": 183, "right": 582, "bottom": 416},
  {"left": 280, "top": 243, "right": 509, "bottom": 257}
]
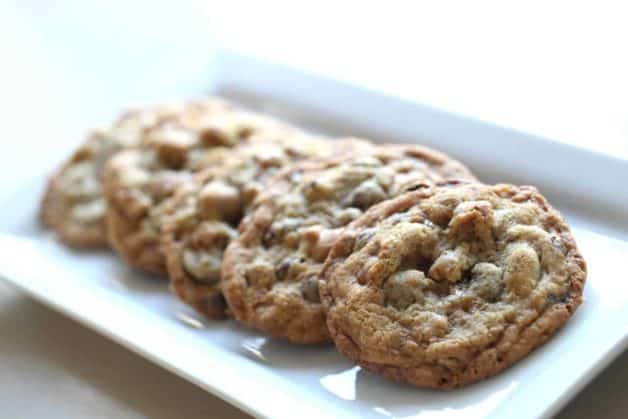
[{"left": 1, "top": 50, "right": 627, "bottom": 419}]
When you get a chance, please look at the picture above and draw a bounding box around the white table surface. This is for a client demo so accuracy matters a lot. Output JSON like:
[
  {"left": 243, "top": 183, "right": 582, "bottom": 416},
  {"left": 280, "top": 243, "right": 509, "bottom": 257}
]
[{"left": 1, "top": 1, "right": 626, "bottom": 418}]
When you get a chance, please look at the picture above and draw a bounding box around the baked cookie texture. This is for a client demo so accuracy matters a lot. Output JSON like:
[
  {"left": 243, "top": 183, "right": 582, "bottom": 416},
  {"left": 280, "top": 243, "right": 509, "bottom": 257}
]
[
  {"left": 319, "top": 182, "right": 586, "bottom": 388},
  {"left": 161, "top": 137, "right": 370, "bottom": 318},
  {"left": 40, "top": 105, "right": 180, "bottom": 247},
  {"left": 221, "top": 145, "right": 477, "bottom": 343},
  {"left": 103, "top": 100, "right": 301, "bottom": 275}
]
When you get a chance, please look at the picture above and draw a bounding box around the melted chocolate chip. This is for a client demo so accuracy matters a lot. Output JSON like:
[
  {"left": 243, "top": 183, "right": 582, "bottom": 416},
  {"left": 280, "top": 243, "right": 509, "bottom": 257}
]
[
  {"left": 276, "top": 258, "right": 294, "bottom": 281},
  {"left": 262, "top": 229, "right": 276, "bottom": 247},
  {"left": 301, "top": 276, "right": 321, "bottom": 303},
  {"left": 404, "top": 182, "right": 430, "bottom": 192},
  {"left": 547, "top": 293, "right": 568, "bottom": 305}
]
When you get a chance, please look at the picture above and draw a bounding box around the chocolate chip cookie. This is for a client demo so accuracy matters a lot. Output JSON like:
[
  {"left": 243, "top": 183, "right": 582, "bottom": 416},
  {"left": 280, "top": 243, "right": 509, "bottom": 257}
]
[
  {"left": 40, "top": 104, "right": 182, "bottom": 247},
  {"left": 103, "top": 101, "right": 299, "bottom": 275},
  {"left": 319, "top": 182, "right": 586, "bottom": 388},
  {"left": 161, "top": 137, "right": 369, "bottom": 318},
  {"left": 221, "top": 145, "right": 477, "bottom": 343}
]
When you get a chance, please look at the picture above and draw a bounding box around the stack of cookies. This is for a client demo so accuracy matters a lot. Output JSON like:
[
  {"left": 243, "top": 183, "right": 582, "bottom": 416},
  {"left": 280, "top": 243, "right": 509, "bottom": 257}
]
[{"left": 41, "top": 98, "right": 587, "bottom": 389}]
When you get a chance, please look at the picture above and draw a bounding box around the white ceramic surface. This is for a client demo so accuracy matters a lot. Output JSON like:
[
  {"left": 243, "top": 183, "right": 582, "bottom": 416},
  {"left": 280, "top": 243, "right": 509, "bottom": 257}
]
[{"left": 1, "top": 52, "right": 627, "bottom": 419}]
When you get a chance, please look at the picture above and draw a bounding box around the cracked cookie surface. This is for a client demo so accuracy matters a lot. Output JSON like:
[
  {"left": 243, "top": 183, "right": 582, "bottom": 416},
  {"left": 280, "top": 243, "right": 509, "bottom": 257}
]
[
  {"left": 103, "top": 99, "right": 296, "bottom": 275},
  {"left": 222, "top": 145, "right": 477, "bottom": 343},
  {"left": 40, "top": 104, "right": 181, "bottom": 247},
  {"left": 161, "top": 137, "right": 369, "bottom": 318},
  {"left": 319, "top": 182, "right": 586, "bottom": 388}
]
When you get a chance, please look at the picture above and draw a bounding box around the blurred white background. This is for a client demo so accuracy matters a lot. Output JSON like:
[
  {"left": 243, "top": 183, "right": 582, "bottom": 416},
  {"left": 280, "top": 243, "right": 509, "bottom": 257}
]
[
  {"left": 2, "top": 1, "right": 628, "bottom": 194},
  {"left": 1, "top": 1, "right": 627, "bottom": 418}
]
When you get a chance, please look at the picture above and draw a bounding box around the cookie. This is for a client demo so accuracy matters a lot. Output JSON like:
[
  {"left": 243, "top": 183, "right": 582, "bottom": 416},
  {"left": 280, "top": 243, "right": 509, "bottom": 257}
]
[
  {"left": 103, "top": 101, "right": 300, "bottom": 275},
  {"left": 161, "top": 137, "right": 370, "bottom": 318},
  {"left": 319, "top": 182, "right": 587, "bottom": 388},
  {"left": 221, "top": 145, "right": 477, "bottom": 343},
  {"left": 40, "top": 104, "right": 181, "bottom": 247}
]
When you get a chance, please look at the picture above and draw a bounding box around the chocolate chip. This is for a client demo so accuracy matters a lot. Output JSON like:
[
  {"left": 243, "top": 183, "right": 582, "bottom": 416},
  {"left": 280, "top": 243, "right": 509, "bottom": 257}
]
[
  {"left": 348, "top": 181, "right": 386, "bottom": 210},
  {"left": 199, "top": 128, "right": 230, "bottom": 146},
  {"left": 262, "top": 229, "right": 276, "bottom": 247},
  {"left": 275, "top": 258, "right": 294, "bottom": 281},
  {"left": 455, "top": 271, "right": 473, "bottom": 287},
  {"left": 547, "top": 293, "right": 568, "bottom": 305},
  {"left": 238, "top": 126, "right": 254, "bottom": 139},
  {"left": 301, "top": 276, "right": 321, "bottom": 303},
  {"left": 404, "top": 182, "right": 430, "bottom": 192}
]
